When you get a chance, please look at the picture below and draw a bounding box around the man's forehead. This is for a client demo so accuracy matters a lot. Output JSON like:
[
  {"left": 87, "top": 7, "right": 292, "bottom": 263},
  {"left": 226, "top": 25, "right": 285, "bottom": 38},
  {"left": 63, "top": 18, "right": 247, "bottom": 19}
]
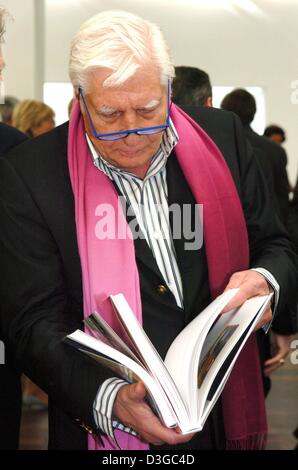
[
  {"left": 86, "top": 67, "right": 166, "bottom": 111},
  {"left": 96, "top": 99, "right": 161, "bottom": 114},
  {"left": 88, "top": 67, "right": 163, "bottom": 94},
  {"left": 90, "top": 84, "right": 164, "bottom": 111}
]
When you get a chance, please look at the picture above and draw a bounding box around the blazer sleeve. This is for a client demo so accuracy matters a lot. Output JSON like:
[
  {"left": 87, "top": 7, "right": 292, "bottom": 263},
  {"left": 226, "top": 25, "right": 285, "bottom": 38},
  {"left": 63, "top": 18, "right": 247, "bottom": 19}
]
[
  {"left": 231, "top": 114, "right": 298, "bottom": 334},
  {"left": 0, "top": 124, "right": 28, "bottom": 156},
  {"left": 0, "top": 156, "right": 119, "bottom": 431},
  {"left": 272, "top": 146, "right": 290, "bottom": 226},
  {"left": 288, "top": 179, "right": 298, "bottom": 253}
]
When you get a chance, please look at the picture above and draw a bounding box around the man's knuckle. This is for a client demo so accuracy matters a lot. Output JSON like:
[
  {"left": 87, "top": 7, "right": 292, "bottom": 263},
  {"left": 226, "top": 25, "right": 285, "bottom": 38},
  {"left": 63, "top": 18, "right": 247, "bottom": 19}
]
[{"left": 165, "top": 434, "right": 177, "bottom": 446}]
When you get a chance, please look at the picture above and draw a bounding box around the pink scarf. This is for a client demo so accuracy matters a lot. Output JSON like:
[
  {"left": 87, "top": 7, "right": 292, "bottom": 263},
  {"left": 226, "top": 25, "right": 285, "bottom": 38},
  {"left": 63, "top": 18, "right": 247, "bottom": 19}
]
[{"left": 68, "top": 100, "right": 267, "bottom": 450}]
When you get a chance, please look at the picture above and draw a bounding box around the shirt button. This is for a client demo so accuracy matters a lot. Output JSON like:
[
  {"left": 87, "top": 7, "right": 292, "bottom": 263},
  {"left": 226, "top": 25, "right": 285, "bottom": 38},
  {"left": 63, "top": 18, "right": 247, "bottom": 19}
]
[{"left": 156, "top": 284, "right": 168, "bottom": 295}]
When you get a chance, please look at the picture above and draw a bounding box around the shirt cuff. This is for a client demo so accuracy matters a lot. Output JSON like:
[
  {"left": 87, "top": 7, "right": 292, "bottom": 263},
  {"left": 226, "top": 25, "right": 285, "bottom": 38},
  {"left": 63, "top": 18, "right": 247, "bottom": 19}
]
[
  {"left": 93, "top": 377, "right": 137, "bottom": 443},
  {"left": 250, "top": 267, "right": 280, "bottom": 333}
]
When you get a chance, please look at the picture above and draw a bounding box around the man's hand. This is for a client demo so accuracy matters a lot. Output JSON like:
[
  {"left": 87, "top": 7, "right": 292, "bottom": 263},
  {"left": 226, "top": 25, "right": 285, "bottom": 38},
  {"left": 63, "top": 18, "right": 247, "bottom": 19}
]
[
  {"left": 223, "top": 270, "right": 272, "bottom": 330},
  {"left": 113, "top": 381, "right": 195, "bottom": 446},
  {"left": 264, "top": 333, "right": 293, "bottom": 375}
]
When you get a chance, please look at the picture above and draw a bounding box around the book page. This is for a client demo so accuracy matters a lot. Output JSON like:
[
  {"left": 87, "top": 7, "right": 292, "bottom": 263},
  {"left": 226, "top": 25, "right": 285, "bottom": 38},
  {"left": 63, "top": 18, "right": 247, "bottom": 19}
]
[
  {"left": 82, "top": 349, "right": 139, "bottom": 383},
  {"left": 85, "top": 313, "right": 141, "bottom": 363},
  {"left": 196, "top": 294, "right": 272, "bottom": 425},
  {"left": 81, "top": 350, "right": 168, "bottom": 421},
  {"left": 198, "top": 326, "right": 251, "bottom": 430},
  {"left": 164, "top": 288, "right": 239, "bottom": 428},
  {"left": 110, "top": 294, "right": 191, "bottom": 427},
  {"left": 65, "top": 329, "right": 177, "bottom": 429},
  {"left": 197, "top": 324, "right": 239, "bottom": 388}
]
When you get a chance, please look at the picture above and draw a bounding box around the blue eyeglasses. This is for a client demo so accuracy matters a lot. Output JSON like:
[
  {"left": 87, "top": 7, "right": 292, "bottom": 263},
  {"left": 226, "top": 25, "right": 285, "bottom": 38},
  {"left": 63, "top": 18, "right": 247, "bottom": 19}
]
[{"left": 79, "top": 80, "right": 171, "bottom": 141}]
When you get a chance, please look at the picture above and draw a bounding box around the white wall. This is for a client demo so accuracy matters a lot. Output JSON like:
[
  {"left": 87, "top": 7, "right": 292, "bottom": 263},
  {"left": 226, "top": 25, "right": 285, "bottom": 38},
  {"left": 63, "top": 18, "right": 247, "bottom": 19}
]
[
  {"left": 44, "top": 0, "right": 298, "bottom": 183},
  {"left": 3, "top": 0, "right": 298, "bottom": 182},
  {"left": 1, "top": 0, "right": 36, "bottom": 99}
]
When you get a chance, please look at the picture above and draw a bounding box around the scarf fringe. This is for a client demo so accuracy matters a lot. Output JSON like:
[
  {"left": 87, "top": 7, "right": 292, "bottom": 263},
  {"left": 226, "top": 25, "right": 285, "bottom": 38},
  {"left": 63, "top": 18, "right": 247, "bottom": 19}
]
[{"left": 226, "top": 433, "right": 267, "bottom": 450}]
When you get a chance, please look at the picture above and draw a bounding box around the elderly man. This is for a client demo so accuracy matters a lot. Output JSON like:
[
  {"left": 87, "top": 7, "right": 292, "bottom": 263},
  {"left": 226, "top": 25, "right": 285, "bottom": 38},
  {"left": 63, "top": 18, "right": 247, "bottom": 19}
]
[{"left": 0, "top": 11, "right": 297, "bottom": 451}]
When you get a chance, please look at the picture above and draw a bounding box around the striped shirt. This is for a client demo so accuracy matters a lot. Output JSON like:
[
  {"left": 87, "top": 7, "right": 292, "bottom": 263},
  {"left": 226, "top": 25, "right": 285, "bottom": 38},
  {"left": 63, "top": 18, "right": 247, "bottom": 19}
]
[
  {"left": 87, "top": 121, "right": 184, "bottom": 444},
  {"left": 87, "top": 120, "right": 183, "bottom": 308},
  {"left": 86, "top": 123, "right": 280, "bottom": 445}
]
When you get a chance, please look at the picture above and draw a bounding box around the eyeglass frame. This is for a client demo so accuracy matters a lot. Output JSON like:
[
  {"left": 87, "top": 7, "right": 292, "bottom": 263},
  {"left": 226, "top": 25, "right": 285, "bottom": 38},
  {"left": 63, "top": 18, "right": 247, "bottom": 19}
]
[{"left": 79, "top": 79, "right": 171, "bottom": 141}]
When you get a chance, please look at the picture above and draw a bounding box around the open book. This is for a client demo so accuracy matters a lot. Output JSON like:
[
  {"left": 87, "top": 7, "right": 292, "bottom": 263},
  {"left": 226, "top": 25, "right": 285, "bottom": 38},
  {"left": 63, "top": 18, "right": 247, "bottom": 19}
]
[{"left": 65, "top": 289, "right": 271, "bottom": 435}]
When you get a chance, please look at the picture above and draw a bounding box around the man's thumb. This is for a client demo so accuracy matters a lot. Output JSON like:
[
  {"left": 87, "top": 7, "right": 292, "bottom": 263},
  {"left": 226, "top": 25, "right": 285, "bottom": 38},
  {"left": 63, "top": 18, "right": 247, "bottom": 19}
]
[{"left": 130, "top": 381, "right": 146, "bottom": 401}]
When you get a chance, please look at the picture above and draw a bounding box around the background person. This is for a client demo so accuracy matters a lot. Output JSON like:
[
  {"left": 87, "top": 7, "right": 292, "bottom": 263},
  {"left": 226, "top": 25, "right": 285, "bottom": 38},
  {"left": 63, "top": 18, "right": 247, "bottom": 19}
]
[
  {"left": 0, "top": 95, "right": 19, "bottom": 126},
  {"left": 0, "top": 6, "right": 28, "bottom": 450},
  {"left": 12, "top": 99, "right": 55, "bottom": 138},
  {"left": 172, "top": 66, "right": 212, "bottom": 107}
]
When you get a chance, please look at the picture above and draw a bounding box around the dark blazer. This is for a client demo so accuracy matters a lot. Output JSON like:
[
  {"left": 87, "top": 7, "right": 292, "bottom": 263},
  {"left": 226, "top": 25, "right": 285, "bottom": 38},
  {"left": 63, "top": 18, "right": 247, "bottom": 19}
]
[
  {"left": 243, "top": 126, "right": 297, "bottom": 336},
  {"left": 0, "top": 107, "right": 297, "bottom": 449},
  {"left": 0, "top": 123, "right": 27, "bottom": 450},
  {"left": 288, "top": 178, "right": 298, "bottom": 253},
  {"left": 237, "top": 125, "right": 295, "bottom": 395},
  {"left": 288, "top": 176, "right": 298, "bottom": 332},
  {"left": 244, "top": 126, "right": 289, "bottom": 225},
  {"left": 0, "top": 123, "right": 27, "bottom": 155}
]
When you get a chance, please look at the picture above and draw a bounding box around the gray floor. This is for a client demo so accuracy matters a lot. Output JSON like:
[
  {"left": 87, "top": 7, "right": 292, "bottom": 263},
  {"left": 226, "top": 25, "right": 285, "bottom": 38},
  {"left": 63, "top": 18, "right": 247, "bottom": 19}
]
[{"left": 266, "top": 341, "right": 298, "bottom": 450}]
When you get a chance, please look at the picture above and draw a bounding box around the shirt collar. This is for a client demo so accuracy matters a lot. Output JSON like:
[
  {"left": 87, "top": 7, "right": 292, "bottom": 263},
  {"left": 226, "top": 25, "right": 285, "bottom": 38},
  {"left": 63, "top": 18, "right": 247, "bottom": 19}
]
[{"left": 86, "top": 119, "right": 179, "bottom": 181}]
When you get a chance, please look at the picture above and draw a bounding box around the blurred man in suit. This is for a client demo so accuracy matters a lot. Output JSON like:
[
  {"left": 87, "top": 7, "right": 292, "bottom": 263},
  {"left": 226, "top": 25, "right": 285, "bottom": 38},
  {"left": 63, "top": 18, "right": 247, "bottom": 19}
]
[
  {"left": 264, "top": 124, "right": 286, "bottom": 145},
  {"left": 0, "top": 7, "right": 28, "bottom": 450},
  {"left": 221, "top": 89, "right": 289, "bottom": 225},
  {"left": 264, "top": 124, "right": 293, "bottom": 193},
  {"left": 172, "top": 66, "right": 212, "bottom": 107},
  {"left": 0, "top": 122, "right": 26, "bottom": 450},
  {"left": 221, "top": 88, "right": 296, "bottom": 395}
]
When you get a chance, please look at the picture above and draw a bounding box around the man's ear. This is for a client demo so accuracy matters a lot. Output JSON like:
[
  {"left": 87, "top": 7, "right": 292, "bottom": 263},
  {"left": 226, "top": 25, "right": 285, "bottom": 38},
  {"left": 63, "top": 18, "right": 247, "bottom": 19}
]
[{"left": 205, "top": 96, "right": 213, "bottom": 108}]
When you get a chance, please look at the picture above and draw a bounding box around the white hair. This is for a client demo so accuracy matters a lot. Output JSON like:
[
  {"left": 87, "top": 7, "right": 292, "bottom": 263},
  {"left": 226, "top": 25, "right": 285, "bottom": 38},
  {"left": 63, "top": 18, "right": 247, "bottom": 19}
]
[{"left": 69, "top": 10, "right": 175, "bottom": 93}]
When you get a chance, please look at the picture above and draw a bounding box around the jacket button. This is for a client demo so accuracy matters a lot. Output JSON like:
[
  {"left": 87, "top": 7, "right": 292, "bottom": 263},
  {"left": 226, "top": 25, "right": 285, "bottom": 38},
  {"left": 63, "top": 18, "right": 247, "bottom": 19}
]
[
  {"left": 81, "top": 423, "right": 94, "bottom": 434},
  {"left": 75, "top": 418, "right": 94, "bottom": 435},
  {"left": 156, "top": 284, "right": 167, "bottom": 295}
]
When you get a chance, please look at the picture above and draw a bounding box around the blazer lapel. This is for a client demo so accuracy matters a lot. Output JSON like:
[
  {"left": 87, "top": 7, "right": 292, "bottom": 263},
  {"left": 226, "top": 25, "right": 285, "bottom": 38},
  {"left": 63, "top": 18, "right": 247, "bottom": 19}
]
[
  {"left": 112, "top": 184, "right": 164, "bottom": 280},
  {"left": 167, "top": 151, "right": 209, "bottom": 316}
]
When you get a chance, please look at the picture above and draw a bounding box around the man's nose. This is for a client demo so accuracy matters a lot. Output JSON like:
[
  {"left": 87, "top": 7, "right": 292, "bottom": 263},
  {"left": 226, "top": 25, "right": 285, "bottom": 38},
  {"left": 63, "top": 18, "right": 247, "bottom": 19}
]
[
  {"left": 123, "top": 131, "right": 140, "bottom": 146},
  {"left": 122, "top": 111, "right": 139, "bottom": 131},
  {"left": 121, "top": 112, "right": 142, "bottom": 145}
]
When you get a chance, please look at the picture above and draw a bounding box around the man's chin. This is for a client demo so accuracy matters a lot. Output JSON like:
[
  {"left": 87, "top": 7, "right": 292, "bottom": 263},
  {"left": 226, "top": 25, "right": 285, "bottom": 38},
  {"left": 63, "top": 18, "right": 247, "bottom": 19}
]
[
  {"left": 118, "top": 149, "right": 143, "bottom": 159},
  {"left": 116, "top": 156, "right": 151, "bottom": 177}
]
